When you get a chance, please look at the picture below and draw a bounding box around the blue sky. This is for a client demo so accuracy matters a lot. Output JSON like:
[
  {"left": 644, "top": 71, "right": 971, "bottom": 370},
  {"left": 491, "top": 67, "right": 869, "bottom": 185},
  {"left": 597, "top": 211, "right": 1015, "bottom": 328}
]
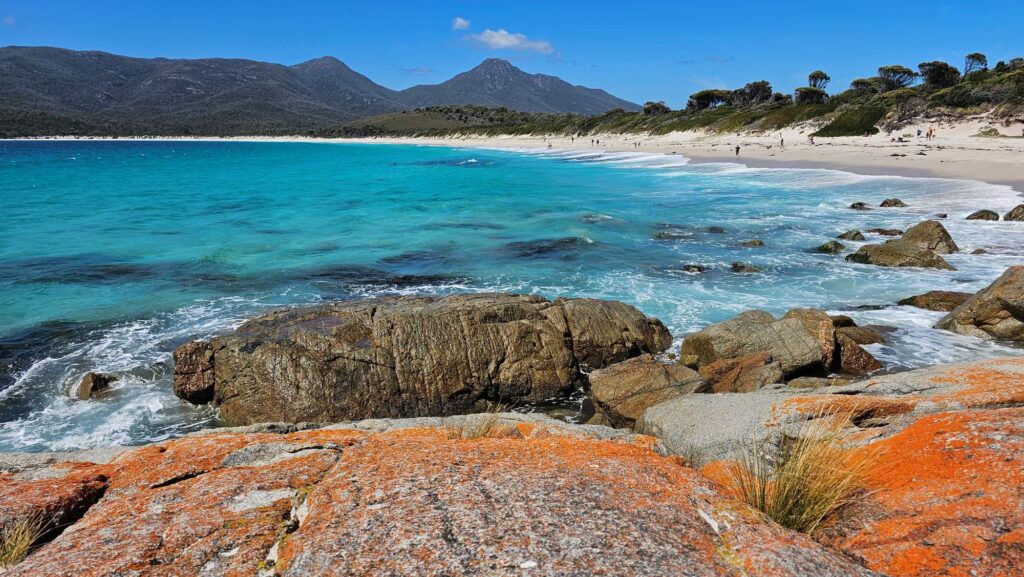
[{"left": 1, "top": 0, "right": 1021, "bottom": 107}]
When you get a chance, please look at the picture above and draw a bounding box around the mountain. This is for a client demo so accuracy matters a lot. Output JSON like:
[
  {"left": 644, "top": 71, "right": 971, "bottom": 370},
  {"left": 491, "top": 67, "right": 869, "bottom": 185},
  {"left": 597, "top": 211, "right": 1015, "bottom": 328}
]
[
  {"left": 400, "top": 58, "right": 640, "bottom": 115},
  {"left": 0, "top": 47, "right": 639, "bottom": 136}
]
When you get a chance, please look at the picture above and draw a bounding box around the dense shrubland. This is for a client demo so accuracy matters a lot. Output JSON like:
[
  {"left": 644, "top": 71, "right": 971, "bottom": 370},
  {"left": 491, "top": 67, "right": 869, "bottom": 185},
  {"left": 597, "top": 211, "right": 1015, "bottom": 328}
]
[{"left": 324, "top": 52, "right": 1024, "bottom": 139}]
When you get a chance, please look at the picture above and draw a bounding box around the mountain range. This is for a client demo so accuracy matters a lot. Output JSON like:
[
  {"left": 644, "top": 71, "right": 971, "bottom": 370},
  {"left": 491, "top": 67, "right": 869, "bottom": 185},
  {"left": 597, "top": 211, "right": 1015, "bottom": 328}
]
[{"left": 0, "top": 46, "right": 638, "bottom": 136}]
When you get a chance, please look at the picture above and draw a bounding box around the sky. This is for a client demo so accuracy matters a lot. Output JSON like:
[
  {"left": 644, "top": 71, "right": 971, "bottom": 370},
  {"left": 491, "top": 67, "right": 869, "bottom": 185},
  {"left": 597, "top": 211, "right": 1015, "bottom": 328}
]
[{"left": 1, "top": 0, "right": 1021, "bottom": 108}]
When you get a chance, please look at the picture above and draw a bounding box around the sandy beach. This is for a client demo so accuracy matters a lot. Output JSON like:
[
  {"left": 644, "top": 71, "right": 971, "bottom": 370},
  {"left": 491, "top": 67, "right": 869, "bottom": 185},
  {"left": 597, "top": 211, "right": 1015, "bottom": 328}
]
[{"left": 21, "top": 120, "right": 1024, "bottom": 194}]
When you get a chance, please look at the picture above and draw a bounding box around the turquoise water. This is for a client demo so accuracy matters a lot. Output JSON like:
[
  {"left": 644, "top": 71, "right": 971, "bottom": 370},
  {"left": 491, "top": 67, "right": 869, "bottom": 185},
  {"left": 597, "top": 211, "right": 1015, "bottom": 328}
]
[{"left": 1, "top": 140, "right": 1022, "bottom": 451}]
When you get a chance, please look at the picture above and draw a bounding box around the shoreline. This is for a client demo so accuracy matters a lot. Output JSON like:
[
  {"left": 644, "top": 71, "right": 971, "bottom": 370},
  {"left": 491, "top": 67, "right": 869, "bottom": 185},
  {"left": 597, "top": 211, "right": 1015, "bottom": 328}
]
[{"left": 9, "top": 130, "right": 1024, "bottom": 195}]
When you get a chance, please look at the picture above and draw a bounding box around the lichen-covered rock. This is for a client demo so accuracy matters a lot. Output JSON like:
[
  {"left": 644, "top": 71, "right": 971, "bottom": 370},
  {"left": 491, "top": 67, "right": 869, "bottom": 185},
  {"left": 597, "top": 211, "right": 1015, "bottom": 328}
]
[
  {"left": 589, "top": 355, "right": 707, "bottom": 428},
  {"left": 897, "top": 220, "right": 959, "bottom": 254},
  {"left": 1005, "top": 204, "right": 1024, "bottom": 221},
  {"left": 966, "top": 209, "right": 999, "bottom": 221},
  {"left": 74, "top": 372, "right": 117, "bottom": 400},
  {"left": 818, "top": 407, "right": 1024, "bottom": 577},
  {"left": 845, "top": 241, "right": 955, "bottom": 270},
  {"left": 698, "top": 352, "right": 784, "bottom": 393},
  {"left": 173, "top": 294, "right": 672, "bottom": 425},
  {"left": 898, "top": 290, "right": 972, "bottom": 312},
  {"left": 3, "top": 417, "right": 881, "bottom": 577},
  {"left": 935, "top": 266, "right": 1024, "bottom": 340}
]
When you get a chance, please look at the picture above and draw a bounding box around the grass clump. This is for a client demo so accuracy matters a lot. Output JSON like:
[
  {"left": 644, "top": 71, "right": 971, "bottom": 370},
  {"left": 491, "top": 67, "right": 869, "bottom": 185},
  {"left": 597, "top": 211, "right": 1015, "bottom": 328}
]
[
  {"left": 442, "top": 403, "right": 519, "bottom": 439},
  {"left": 0, "top": 515, "right": 46, "bottom": 569},
  {"left": 813, "top": 106, "right": 885, "bottom": 137},
  {"left": 723, "top": 412, "right": 879, "bottom": 534}
]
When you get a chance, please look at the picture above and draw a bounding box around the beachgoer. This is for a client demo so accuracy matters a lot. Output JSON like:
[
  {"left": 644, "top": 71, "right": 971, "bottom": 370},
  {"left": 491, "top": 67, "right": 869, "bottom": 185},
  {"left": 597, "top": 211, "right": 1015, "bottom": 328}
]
[
  {"left": 917, "top": 129, "right": 922, "bottom": 140},
  {"left": 780, "top": 136, "right": 785, "bottom": 150},
  {"left": 735, "top": 145, "right": 740, "bottom": 156}
]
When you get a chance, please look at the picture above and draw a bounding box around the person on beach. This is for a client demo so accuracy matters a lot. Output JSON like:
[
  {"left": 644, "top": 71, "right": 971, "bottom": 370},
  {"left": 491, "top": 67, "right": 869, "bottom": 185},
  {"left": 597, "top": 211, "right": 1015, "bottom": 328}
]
[
  {"left": 735, "top": 145, "right": 740, "bottom": 156},
  {"left": 780, "top": 136, "right": 785, "bottom": 150}
]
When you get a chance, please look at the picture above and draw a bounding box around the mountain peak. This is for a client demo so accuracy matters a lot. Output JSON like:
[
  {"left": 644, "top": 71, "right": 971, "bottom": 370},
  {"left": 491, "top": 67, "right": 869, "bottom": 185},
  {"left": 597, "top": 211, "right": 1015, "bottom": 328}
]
[{"left": 473, "top": 58, "right": 518, "bottom": 74}]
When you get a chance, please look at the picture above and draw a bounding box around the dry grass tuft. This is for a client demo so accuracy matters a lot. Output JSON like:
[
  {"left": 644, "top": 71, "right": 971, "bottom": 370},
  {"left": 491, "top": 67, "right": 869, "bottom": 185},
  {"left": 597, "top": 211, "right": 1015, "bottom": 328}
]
[
  {"left": 0, "top": 514, "right": 46, "bottom": 569},
  {"left": 723, "top": 410, "right": 880, "bottom": 534},
  {"left": 442, "top": 403, "right": 519, "bottom": 439}
]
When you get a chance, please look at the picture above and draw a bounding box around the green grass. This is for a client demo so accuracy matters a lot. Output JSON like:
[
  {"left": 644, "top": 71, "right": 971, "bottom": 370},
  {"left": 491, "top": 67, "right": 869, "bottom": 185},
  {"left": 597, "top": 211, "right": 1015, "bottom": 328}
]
[{"left": 814, "top": 106, "right": 886, "bottom": 137}]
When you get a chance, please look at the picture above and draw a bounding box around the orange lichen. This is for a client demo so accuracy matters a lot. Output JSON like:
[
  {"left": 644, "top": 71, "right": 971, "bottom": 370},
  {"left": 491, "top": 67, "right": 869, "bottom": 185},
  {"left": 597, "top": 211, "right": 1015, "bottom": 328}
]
[{"left": 819, "top": 407, "right": 1024, "bottom": 577}]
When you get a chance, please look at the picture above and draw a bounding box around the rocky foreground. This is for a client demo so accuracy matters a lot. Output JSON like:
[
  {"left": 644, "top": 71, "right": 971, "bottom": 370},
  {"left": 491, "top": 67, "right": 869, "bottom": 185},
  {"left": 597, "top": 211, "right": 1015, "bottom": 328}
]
[{"left": 2, "top": 356, "right": 1023, "bottom": 576}]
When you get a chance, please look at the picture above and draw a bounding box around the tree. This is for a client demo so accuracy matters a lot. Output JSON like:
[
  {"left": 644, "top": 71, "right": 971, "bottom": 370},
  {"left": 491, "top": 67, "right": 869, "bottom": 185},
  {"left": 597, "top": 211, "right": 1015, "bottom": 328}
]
[
  {"left": 963, "top": 52, "right": 988, "bottom": 76},
  {"left": 877, "top": 65, "right": 918, "bottom": 92},
  {"left": 643, "top": 101, "right": 671, "bottom": 116},
  {"left": 794, "top": 86, "right": 828, "bottom": 105},
  {"left": 686, "top": 89, "right": 733, "bottom": 111},
  {"left": 808, "top": 70, "right": 831, "bottom": 90},
  {"left": 729, "top": 81, "right": 773, "bottom": 106},
  {"left": 918, "top": 61, "right": 961, "bottom": 88},
  {"left": 850, "top": 77, "right": 882, "bottom": 94}
]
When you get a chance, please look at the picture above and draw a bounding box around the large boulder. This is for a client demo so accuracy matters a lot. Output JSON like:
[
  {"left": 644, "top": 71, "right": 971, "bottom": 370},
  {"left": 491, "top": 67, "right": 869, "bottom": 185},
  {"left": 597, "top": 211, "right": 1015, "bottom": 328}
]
[
  {"left": 172, "top": 293, "right": 672, "bottom": 425},
  {"left": 898, "top": 290, "right": 972, "bottom": 312},
  {"left": 1, "top": 417, "right": 880, "bottom": 577},
  {"left": 897, "top": 220, "right": 959, "bottom": 254},
  {"left": 589, "top": 355, "right": 707, "bottom": 428},
  {"left": 698, "top": 352, "right": 784, "bottom": 393},
  {"left": 680, "top": 309, "right": 835, "bottom": 377},
  {"left": 935, "top": 266, "right": 1024, "bottom": 340},
  {"left": 836, "top": 334, "right": 883, "bottom": 374},
  {"left": 966, "top": 209, "right": 999, "bottom": 221},
  {"left": 845, "top": 241, "right": 955, "bottom": 270}
]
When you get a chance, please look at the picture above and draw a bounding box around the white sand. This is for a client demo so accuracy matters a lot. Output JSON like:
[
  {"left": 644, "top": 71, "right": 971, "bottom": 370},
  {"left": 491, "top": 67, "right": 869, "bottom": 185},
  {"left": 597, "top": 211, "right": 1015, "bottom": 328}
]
[{"left": 13, "top": 117, "right": 1024, "bottom": 193}]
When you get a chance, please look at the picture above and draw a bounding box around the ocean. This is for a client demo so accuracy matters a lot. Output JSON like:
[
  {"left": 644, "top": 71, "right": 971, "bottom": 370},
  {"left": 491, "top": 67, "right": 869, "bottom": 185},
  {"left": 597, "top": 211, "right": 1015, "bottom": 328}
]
[{"left": 1, "top": 140, "right": 1021, "bottom": 451}]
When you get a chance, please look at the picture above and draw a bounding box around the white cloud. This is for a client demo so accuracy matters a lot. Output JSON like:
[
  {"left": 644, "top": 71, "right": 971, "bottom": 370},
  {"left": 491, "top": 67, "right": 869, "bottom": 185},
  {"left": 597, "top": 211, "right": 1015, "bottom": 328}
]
[
  {"left": 2, "top": 16, "right": 15, "bottom": 26},
  {"left": 451, "top": 16, "right": 470, "bottom": 31},
  {"left": 467, "top": 28, "right": 554, "bottom": 54}
]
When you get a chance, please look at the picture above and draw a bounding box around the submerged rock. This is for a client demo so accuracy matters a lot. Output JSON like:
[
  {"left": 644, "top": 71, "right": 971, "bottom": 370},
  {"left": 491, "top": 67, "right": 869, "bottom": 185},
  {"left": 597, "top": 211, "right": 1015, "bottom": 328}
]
[
  {"left": 966, "top": 209, "right": 999, "bottom": 221},
  {"left": 705, "top": 225, "right": 726, "bottom": 234},
  {"left": 1005, "top": 204, "right": 1024, "bottom": 221},
  {"left": 898, "top": 220, "right": 959, "bottom": 254},
  {"left": 589, "top": 355, "right": 706, "bottom": 428},
  {"left": 730, "top": 262, "right": 762, "bottom": 273},
  {"left": 935, "top": 266, "right": 1024, "bottom": 341},
  {"left": 74, "top": 372, "right": 117, "bottom": 400},
  {"left": 814, "top": 240, "right": 845, "bottom": 253},
  {"left": 845, "top": 241, "right": 955, "bottom": 270},
  {"left": 172, "top": 293, "right": 672, "bottom": 425},
  {"left": 740, "top": 239, "right": 764, "bottom": 247},
  {"left": 866, "top": 227, "right": 903, "bottom": 236},
  {"left": 838, "top": 229, "right": 866, "bottom": 241},
  {"left": 849, "top": 202, "right": 872, "bottom": 210},
  {"left": 898, "top": 290, "right": 972, "bottom": 312}
]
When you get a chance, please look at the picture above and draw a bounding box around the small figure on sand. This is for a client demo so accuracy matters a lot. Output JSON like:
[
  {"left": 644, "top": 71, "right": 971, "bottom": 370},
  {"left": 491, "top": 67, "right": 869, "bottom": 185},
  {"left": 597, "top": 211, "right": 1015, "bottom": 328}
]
[
  {"left": 779, "top": 136, "right": 785, "bottom": 150},
  {"left": 735, "top": 145, "right": 740, "bottom": 156}
]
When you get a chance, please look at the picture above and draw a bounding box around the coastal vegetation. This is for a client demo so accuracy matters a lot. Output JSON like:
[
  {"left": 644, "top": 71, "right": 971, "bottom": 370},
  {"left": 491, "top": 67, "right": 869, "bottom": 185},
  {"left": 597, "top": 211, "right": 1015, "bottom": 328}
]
[{"left": 323, "top": 52, "right": 1024, "bottom": 138}]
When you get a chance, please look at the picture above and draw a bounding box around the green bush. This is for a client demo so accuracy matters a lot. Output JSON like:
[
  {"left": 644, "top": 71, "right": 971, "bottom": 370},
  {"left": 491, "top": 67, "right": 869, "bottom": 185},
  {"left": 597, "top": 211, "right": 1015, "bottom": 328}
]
[{"left": 813, "top": 106, "right": 885, "bottom": 136}]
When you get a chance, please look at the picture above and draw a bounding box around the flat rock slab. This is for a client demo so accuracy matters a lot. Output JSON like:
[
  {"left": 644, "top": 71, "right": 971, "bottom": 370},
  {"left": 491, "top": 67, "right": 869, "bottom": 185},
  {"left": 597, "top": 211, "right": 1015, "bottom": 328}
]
[{"left": 1, "top": 415, "right": 878, "bottom": 577}]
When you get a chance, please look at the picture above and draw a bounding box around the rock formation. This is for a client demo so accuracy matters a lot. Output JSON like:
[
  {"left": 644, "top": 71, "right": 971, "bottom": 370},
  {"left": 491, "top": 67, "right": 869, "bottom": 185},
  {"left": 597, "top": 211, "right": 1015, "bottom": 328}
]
[
  {"left": 898, "top": 290, "right": 972, "bottom": 312},
  {"left": 935, "top": 266, "right": 1024, "bottom": 340},
  {"left": 589, "top": 354, "right": 706, "bottom": 428},
  {"left": 172, "top": 294, "right": 671, "bottom": 425},
  {"left": 898, "top": 220, "right": 959, "bottom": 254},
  {"left": 845, "top": 241, "right": 955, "bottom": 269}
]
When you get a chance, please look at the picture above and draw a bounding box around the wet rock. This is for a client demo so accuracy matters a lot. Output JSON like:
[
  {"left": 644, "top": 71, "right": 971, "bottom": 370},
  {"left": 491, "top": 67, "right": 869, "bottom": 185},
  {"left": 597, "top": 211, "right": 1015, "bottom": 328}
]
[
  {"left": 698, "top": 352, "right": 784, "bottom": 393},
  {"left": 740, "top": 239, "right": 764, "bottom": 247},
  {"left": 504, "top": 236, "right": 593, "bottom": 258},
  {"left": 172, "top": 341, "right": 215, "bottom": 404},
  {"left": 74, "top": 372, "right": 117, "bottom": 400},
  {"left": 1005, "top": 204, "right": 1024, "bottom": 221},
  {"left": 830, "top": 315, "right": 857, "bottom": 328},
  {"left": 866, "top": 227, "right": 903, "bottom": 236},
  {"left": 814, "top": 240, "right": 845, "bottom": 253},
  {"left": 652, "top": 229, "right": 691, "bottom": 241},
  {"left": 836, "top": 333, "right": 882, "bottom": 374},
  {"left": 838, "top": 230, "right": 866, "bottom": 241},
  {"left": 677, "top": 264, "right": 706, "bottom": 273},
  {"left": 935, "top": 266, "right": 1024, "bottom": 341},
  {"left": 898, "top": 290, "right": 972, "bottom": 312},
  {"left": 680, "top": 309, "right": 832, "bottom": 377},
  {"left": 836, "top": 326, "right": 885, "bottom": 345},
  {"left": 730, "top": 262, "right": 762, "bottom": 273},
  {"left": 934, "top": 212, "right": 948, "bottom": 219},
  {"left": 172, "top": 294, "right": 672, "bottom": 425},
  {"left": 705, "top": 226, "right": 726, "bottom": 234},
  {"left": 897, "top": 220, "right": 959, "bottom": 254},
  {"left": 965, "top": 209, "right": 999, "bottom": 221},
  {"left": 879, "top": 198, "right": 908, "bottom": 207},
  {"left": 849, "top": 202, "right": 872, "bottom": 210},
  {"left": 972, "top": 248, "right": 988, "bottom": 255},
  {"left": 589, "top": 355, "right": 707, "bottom": 428},
  {"left": 845, "top": 242, "right": 955, "bottom": 270}
]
